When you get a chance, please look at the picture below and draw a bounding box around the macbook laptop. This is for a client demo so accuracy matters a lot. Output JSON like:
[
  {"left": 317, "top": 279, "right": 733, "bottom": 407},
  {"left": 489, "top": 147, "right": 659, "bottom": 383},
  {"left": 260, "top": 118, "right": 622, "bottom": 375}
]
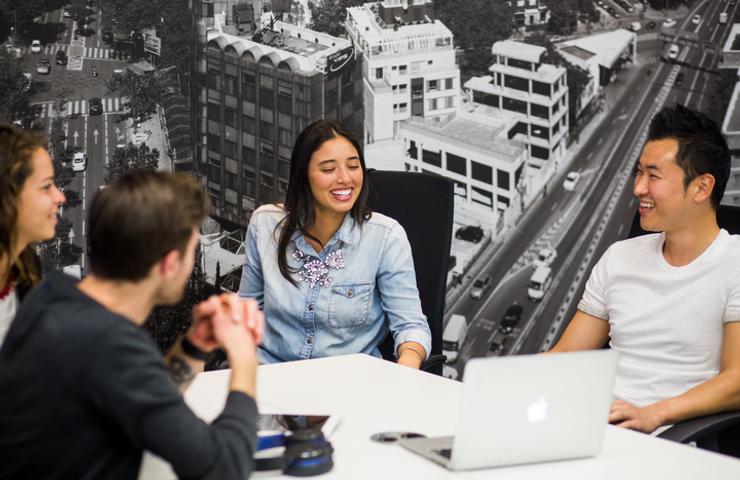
[{"left": 399, "top": 349, "right": 618, "bottom": 470}]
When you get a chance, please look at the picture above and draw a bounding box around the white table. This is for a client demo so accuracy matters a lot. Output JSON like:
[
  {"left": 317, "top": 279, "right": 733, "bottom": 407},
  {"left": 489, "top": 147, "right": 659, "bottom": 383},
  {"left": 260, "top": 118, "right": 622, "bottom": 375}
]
[{"left": 140, "top": 354, "right": 740, "bottom": 479}]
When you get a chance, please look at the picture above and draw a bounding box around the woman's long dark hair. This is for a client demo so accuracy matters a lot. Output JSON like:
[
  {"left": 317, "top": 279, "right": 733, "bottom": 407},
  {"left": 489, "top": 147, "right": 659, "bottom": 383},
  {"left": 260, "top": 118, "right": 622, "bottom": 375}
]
[
  {"left": 0, "top": 124, "right": 46, "bottom": 294},
  {"left": 276, "top": 119, "right": 370, "bottom": 286}
]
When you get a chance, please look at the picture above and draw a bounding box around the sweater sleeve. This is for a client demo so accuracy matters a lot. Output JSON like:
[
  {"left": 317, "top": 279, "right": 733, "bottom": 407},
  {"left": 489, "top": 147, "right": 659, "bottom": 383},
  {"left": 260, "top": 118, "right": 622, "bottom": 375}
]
[{"left": 87, "top": 322, "right": 257, "bottom": 480}]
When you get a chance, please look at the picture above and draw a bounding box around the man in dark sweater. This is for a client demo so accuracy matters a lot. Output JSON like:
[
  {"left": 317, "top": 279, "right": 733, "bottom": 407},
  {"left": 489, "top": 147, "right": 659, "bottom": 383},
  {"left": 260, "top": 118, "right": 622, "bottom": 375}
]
[{"left": 0, "top": 172, "right": 263, "bottom": 479}]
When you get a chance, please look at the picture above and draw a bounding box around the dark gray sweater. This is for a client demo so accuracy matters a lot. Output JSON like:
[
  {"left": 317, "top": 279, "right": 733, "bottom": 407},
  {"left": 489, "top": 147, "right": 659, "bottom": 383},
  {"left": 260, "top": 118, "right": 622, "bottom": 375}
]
[{"left": 0, "top": 273, "right": 257, "bottom": 480}]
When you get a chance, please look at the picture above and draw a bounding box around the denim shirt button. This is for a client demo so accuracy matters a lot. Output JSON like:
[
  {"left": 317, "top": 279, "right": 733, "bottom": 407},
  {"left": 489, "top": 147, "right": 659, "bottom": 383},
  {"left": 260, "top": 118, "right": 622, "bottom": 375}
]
[
  {"left": 347, "top": 289, "right": 353, "bottom": 297},
  {"left": 308, "top": 304, "right": 314, "bottom": 311},
  {"left": 306, "top": 337, "right": 313, "bottom": 344}
]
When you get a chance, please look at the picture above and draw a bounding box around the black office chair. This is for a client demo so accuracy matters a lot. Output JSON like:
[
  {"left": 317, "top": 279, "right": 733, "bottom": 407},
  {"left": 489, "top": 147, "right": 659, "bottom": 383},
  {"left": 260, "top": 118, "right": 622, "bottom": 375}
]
[
  {"left": 627, "top": 203, "right": 740, "bottom": 457},
  {"left": 366, "top": 169, "right": 454, "bottom": 375}
]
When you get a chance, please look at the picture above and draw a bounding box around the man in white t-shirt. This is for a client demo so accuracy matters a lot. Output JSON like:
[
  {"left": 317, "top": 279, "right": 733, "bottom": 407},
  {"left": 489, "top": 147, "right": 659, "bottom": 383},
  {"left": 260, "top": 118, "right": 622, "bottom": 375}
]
[{"left": 551, "top": 104, "right": 740, "bottom": 434}]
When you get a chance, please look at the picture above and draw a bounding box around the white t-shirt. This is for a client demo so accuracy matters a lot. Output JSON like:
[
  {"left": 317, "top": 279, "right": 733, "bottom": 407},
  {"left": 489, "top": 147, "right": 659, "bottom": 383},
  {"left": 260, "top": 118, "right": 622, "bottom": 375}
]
[
  {"left": 0, "top": 287, "right": 18, "bottom": 349},
  {"left": 578, "top": 229, "right": 740, "bottom": 408}
]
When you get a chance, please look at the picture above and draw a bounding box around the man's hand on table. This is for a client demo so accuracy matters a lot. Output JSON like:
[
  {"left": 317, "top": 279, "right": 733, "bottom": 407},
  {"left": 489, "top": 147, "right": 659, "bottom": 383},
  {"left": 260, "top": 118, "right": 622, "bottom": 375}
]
[{"left": 608, "top": 399, "right": 665, "bottom": 434}]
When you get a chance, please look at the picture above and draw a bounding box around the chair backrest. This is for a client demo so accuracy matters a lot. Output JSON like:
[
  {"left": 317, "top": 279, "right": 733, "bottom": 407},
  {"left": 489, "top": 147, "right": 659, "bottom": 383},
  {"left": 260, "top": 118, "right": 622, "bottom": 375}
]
[
  {"left": 628, "top": 204, "right": 740, "bottom": 238},
  {"left": 366, "top": 170, "right": 454, "bottom": 367}
]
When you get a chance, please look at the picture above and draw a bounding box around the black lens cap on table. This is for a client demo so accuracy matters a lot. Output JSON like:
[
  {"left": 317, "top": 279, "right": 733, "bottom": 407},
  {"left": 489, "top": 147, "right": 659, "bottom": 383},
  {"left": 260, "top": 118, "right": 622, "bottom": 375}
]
[{"left": 283, "top": 429, "right": 334, "bottom": 477}]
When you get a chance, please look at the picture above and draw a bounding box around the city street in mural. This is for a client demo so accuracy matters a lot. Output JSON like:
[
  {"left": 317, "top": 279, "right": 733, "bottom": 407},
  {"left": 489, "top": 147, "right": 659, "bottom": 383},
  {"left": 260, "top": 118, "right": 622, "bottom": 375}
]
[{"left": 1, "top": 0, "right": 736, "bottom": 370}]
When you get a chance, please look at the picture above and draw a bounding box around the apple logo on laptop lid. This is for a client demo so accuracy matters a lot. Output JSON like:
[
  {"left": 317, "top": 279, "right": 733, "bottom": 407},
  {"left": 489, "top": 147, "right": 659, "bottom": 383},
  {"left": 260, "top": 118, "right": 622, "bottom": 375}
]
[{"left": 527, "top": 397, "right": 548, "bottom": 423}]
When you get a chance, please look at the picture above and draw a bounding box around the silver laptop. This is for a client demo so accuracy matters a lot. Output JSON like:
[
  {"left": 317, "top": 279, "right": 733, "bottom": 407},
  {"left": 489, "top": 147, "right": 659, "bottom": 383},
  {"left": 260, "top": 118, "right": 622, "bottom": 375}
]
[{"left": 399, "top": 350, "right": 618, "bottom": 470}]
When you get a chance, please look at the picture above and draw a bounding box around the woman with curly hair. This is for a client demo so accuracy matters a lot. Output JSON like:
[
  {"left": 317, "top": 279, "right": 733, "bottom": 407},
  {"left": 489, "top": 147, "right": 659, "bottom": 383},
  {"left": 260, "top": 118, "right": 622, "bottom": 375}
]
[{"left": 0, "top": 125, "right": 65, "bottom": 346}]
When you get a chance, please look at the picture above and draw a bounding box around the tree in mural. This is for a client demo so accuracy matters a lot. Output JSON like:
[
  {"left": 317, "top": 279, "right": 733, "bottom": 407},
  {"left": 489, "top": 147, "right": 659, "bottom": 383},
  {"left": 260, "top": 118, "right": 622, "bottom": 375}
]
[
  {"left": 0, "top": 49, "right": 31, "bottom": 123},
  {"left": 37, "top": 217, "right": 83, "bottom": 274},
  {"left": 0, "top": 0, "right": 46, "bottom": 40},
  {"left": 105, "top": 142, "right": 160, "bottom": 184},
  {"left": 309, "top": 0, "right": 364, "bottom": 37},
  {"left": 143, "top": 248, "right": 214, "bottom": 354},
  {"left": 107, "top": 68, "right": 174, "bottom": 122},
  {"left": 434, "top": 0, "right": 514, "bottom": 77},
  {"left": 547, "top": 1, "right": 578, "bottom": 35},
  {"left": 288, "top": 0, "right": 307, "bottom": 26}
]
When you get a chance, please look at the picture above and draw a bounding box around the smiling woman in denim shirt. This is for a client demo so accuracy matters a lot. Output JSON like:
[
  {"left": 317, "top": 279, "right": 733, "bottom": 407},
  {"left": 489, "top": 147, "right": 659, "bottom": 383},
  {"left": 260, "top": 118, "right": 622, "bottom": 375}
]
[{"left": 238, "top": 119, "right": 431, "bottom": 368}]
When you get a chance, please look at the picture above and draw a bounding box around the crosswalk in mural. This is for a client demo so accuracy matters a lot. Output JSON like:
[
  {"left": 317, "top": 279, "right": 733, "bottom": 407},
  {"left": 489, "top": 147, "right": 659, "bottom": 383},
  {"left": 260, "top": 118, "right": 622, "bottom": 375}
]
[
  {"left": 39, "top": 43, "right": 131, "bottom": 61},
  {"left": 30, "top": 97, "right": 126, "bottom": 117}
]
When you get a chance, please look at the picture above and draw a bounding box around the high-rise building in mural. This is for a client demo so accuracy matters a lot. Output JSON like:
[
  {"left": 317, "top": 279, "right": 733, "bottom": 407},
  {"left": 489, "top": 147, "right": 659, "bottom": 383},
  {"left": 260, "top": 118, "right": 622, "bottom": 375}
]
[
  {"left": 192, "top": 0, "right": 363, "bottom": 226},
  {"left": 345, "top": 0, "right": 460, "bottom": 145},
  {"left": 464, "top": 40, "right": 568, "bottom": 173}
]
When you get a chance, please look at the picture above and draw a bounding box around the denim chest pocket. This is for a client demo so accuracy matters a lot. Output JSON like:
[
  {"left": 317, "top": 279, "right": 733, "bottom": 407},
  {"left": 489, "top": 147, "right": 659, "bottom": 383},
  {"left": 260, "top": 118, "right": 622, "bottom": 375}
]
[{"left": 328, "top": 282, "right": 373, "bottom": 328}]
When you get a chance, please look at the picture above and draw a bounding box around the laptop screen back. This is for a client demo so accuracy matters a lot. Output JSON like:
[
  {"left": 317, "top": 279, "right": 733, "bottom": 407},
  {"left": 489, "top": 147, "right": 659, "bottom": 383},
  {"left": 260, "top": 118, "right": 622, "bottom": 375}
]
[{"left": 450, "top": 350, "right": 618, "bottom": 470}]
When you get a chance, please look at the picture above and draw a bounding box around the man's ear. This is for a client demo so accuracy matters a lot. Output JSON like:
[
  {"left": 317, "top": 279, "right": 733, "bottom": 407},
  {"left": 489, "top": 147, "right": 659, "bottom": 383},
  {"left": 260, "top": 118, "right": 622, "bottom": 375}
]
[
  {"left": 693, "top": 173, "right": 716, "bottom": 204},
  {"left": 158, "top": 249, "right": 183, "bottom": 281}
]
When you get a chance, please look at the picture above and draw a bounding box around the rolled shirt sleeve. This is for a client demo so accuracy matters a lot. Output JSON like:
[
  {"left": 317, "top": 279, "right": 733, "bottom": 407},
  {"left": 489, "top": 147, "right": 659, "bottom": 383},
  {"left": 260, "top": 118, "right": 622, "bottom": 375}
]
[
  {"left": 377, "top": 222, "right": 432, "bottom": 359},
  {"left": 239, "top": 215, "right": 265, "bottom": 311}
]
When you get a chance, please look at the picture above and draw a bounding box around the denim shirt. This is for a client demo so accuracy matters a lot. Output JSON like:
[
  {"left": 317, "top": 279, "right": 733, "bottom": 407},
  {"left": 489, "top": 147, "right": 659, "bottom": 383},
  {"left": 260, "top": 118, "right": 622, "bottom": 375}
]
[{"left": 238, "top": 204, "right": 431, "bottom": 364}]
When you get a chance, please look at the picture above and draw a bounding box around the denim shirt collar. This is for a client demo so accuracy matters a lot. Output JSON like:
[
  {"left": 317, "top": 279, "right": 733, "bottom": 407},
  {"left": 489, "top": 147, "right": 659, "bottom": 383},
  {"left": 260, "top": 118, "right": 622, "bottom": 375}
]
[{"left": 290, "top": 213, "right": 357, "bottom": 256}]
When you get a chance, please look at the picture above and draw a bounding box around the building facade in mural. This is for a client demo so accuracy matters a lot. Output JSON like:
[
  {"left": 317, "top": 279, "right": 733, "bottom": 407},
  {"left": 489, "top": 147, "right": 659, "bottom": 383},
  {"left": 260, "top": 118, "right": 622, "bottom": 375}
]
[
  {"left": 345, "top": 0, "right": 460, "bottom": 145},
  {"left": 192, "top": 0, "right": 363, "bottom": 227},
  {"left": 465, "top": 40, "right": 568, "bottom": 175}
]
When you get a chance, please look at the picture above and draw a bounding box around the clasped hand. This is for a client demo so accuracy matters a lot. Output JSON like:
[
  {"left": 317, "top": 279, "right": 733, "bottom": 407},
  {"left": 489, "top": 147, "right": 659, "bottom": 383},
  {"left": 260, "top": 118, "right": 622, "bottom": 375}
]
[{"left": 186, "top": 293, "right": 264, "bottom": 357}]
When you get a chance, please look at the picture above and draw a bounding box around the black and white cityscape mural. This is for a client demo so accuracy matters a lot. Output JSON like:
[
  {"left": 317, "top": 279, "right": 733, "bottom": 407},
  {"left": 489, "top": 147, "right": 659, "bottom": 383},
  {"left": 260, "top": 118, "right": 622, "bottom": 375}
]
[{"left": 2, "top": 0, "right": 737, "bottom": 377}]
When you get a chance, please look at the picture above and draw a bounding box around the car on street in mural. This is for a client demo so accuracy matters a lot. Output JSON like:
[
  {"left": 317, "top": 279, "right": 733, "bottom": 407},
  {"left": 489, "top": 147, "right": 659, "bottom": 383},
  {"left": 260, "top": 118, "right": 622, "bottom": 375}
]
[
  {"left": 489, "top": 336, "right": 512, "bottom": 355},
  {"left": 615, "top": 0, "right": 634, "bottom": 13},
  {"left": 56, "top": 49, "right": 67, "bottom": 65},
  {"left": 675, "top": 72, "right": 684, "bottom": 87},
  {"left": 470, "top": 274, "right": 492, "bottom": 300},
  {"left": 662, "top": 18, "right": 677, "bottom": 28},
  {"left": 455, "top": 225, "right": 484, "bottom": 243},
  {"left": 691, "top": 14, "right": 701, "bottom": 25},
  {"left": 667, "top": 43, "right": 679, "bottom": 61},
  {"left": 645, "top": 21, "right": 656, "bottom": 29},
  {"left": 442, "top": 364, "right": 459, "bottom": 380},
  {"left": 63, "top": 4, "right": 72, "bottom": 17},
  {"left": 30, "top": 40, "right": 42, "bottom": 53},
  {"left": 443, "top": 314, "right": 468, "bottom": 364},
  {"left": 36, "top": 58, "right": 51, "bottom": 74},
  {"left": 72, "top": 152, "right": 87, "bottom": 172},
  {"left": 89, "top": 97, "right": 103, "bottom": 115},
  {"left": 528, "top": 266, "right": 552, "bottom": 302},
  {"left": 563, "top": 171, "right": 580, "bottom": 191},
  {"left": 534, "top": 244, "right": 557, "bottom": 268},
  {"left": 499, "top": 302, "right": 523, "bottom": 334}
]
